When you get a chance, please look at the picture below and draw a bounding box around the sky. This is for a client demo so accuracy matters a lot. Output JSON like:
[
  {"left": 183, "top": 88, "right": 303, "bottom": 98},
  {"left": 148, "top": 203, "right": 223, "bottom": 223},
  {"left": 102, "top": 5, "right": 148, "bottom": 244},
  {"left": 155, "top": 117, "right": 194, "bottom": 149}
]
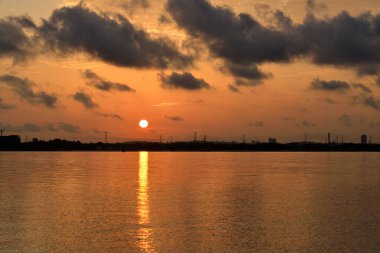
[{"left": 1, "top": 0, "right": 380, "bottom": 143}]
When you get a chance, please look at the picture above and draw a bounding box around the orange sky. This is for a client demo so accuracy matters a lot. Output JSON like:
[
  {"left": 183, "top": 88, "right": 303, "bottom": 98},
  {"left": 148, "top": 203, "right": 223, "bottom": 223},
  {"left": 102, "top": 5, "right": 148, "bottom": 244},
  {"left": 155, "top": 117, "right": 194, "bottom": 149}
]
[{"left": 0, "top": 0, "right": 380, "bottom": 143}]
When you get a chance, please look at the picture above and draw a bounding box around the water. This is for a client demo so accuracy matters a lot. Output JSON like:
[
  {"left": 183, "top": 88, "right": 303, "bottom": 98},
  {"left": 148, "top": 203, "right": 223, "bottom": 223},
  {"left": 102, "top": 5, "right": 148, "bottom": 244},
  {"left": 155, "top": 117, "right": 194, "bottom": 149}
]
[{"left": 1, "top": 152, "right": 380, "bottom": 252}]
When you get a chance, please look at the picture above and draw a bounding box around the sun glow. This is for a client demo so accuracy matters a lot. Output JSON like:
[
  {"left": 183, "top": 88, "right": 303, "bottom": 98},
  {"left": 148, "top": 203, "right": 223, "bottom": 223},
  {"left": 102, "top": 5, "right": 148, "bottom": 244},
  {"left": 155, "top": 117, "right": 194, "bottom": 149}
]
[{"left": 139, "top": 120, "right": 149, "bottom": 129}]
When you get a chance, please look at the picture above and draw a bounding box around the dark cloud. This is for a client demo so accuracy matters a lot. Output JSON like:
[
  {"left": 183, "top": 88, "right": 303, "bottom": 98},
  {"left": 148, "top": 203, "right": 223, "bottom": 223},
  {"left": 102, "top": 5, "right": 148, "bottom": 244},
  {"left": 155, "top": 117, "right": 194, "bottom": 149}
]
[
  {"left": 45, "top": 122, "right": 81, "bottom": 133},
  {"left": 357, "top": 65, "right": 380, "bottom": 86},
  {"left": 166, "top": 0, "right": 380, "bottom": 84},
  {"left": 160, "top": 72, "right": 211, "bottom": 91},
  {"left": 165, "top": 115, "right": 184, "bottom": 122},
  {"left": 166, "top": 0, "right": 304, "bottom": 84},
  {"left": 310, "top": 79, "right": 350, "bottom": 92},
  {"left": 0, "top": 122, "right": 81, "bottom": 134},
  {"left": 223, "top": 63, "right": 271, "bottom": 86},
  {"left": 73, "top": 92, "right": 98, "bottom": 109},
  {"left": 300, "top": 11, "right": 380, "bottom": 67},
  {"left": 82, "top": 70, "right": 135, "bottom": 92},
  {"left": 357, "top": 65, "right": 380, "bottom": 76},
  {"left": 0, "top": 16, "right": 34, "bottom": 63},
  {"left": 39, "top": 5, "right": 192, "bottom": 69},
  {"left": 306, "top": 0, "right": 327, "bottom": 14},
  {"left": 96, "top": 112, "right": 123, "bottom": 121},
  {"left": 7, "top": 15, "right": 37, "bottom": 29},
  {"left": 228, "top": 84, "right": 240, "bottom": 93},
  {"left": 352, "top": 94, "right": 380, "bottom": 111},
  {"left": 166, "top": 0, "right": 299, "bottom": 64},
  {"left": 248, "top": 121, "right": 265, "bottom": 127},
  {"left": 352, "top": 83, "right": 372, "bottom": 94},
  {"left": 0, "top": 98, "right": 15, "bottom": 110},
  {"left": 0, "top": 75, "right": 57, "bottom": 108},
  {"left": 254, "top": 4, "right": 293, "bottom": 30}
]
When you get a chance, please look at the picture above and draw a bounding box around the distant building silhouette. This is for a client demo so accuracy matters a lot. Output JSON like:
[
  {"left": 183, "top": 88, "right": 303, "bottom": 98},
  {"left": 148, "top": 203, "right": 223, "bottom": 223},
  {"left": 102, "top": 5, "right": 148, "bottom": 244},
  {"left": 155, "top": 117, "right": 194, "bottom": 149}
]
[
  {"left": 0, "top": 135, "right": 21, "bottom": 147},
  {"left": 268, "top": 138, "right": 277, "bottom": 144},
  {"left": 361, "top": 135, "right": 368, "bottom": 145},
  {"left": 328, "top": 132, "right": 331, "bottom": 144}
]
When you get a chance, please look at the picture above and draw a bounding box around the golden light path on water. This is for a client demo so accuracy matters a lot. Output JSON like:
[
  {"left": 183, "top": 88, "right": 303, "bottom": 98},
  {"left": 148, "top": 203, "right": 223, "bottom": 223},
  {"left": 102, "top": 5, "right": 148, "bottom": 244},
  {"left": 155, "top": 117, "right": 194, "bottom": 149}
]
[{"left": 137, "top": 152, "right": 156, "bottom": 252}]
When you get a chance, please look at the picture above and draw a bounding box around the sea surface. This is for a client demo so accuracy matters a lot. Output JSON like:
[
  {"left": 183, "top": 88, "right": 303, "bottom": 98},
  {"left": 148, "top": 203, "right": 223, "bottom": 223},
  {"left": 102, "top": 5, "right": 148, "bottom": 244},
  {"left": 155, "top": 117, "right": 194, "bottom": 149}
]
[{"left": 1, "top": 152, "right": 380, "bottom": 252}]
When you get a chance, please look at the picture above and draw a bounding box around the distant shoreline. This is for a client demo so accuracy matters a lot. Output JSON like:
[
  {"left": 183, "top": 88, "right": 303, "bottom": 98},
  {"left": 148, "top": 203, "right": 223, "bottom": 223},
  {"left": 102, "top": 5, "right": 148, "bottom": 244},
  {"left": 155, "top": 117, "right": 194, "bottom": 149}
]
[{"left": 1, "top": 140, "right": 380, "bottom": 152}]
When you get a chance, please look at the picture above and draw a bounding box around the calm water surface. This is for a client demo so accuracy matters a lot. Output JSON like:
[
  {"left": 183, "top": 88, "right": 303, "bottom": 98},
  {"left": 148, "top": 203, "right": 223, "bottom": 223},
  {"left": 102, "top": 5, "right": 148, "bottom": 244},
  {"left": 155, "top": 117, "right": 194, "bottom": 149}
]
[{"left": 1, "top": 152, "right": 380, "bottom": 252}]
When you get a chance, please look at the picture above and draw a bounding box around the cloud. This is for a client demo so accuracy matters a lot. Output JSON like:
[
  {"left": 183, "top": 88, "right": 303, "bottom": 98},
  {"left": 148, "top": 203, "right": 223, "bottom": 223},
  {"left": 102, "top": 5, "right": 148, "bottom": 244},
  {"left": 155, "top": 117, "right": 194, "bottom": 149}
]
[
  {"left": 121, "top": 0, "right": 149, "bottom": 10},
  {"left": 166, "top": 0, "right": 299, "bottom": 63},
  {"left": 165, "top": 115, "right": 184, "bottom": 122},
  {"left": 300, "top": 11, "right": 380, "bottom": 67},
  {"left": 166, "top": 0, "right": 380, "bottom": 84},
  {"left": 73, "top": 91, "right": 98, "bottom": 109},
  {"left": 39, "top": 5, "right": 193, "bottom": 69},
  {"left": 0, "top": 16, "right": 34, "bottom": 63},
  {"left": 166, "top": 0, "right": 304, "bottom": 84},
  {"left": 0, "top": 122, "right": 82, "bottom": 134},
  {"left": 310, "top": 79, "right": 350, "bottom": 92},
  {"left": 24, "top": 123, "right": 43, "bottom": 132},
  {"left": 82, "top": 69, "right": 135, "bottom": 92},
  {"left": 320, "top": 97, "right": 339, "bottom": 105},
  {"left": 228, "top": 84, "right": 240, "bottom": 93},
  {"left": 352, "top": 83, "right": 372, "bottom": 94},
  {"left": 56, "top": 122, "right": 81, "bottom": 133},
  {"left": 248, "top": 121, "right": 265, "bottom": 127},
  {"left": 352, "top": 94, "right": 380, "bottom": 111},
  {"left": 96, "top": 112, "right": 123, "bottom": 120},
  {"left": 0, "top": 98, "right": 15, "bottom": 110},
  {"left": 7, "top": 15, "right": 37, "bottom": 29},
  {"left": 0, "top": 75, "right": 57, "bottom": 108},
  {"left": 160, "top": 72, "right": 211, "bottom": 91},
  {"left": 224, "top": 63, "right": 271, "bottom": 86},
  {"left": 306, "top": 0, "right": 327, "bottom": 14}
]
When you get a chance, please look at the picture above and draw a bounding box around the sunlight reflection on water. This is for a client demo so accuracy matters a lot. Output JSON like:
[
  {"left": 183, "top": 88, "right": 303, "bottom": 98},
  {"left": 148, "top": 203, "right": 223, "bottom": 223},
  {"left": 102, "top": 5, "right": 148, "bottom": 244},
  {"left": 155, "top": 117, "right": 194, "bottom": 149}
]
[{"left": 137, "top": 152, "right": 156, "bottom": 253}]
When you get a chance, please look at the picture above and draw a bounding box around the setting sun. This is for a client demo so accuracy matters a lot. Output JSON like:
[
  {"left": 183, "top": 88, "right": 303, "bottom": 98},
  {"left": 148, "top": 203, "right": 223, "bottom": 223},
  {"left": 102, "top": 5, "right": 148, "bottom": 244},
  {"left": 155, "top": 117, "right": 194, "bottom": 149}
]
[{"left": 139, "top": 120, "right": 149, "bottom": 129}]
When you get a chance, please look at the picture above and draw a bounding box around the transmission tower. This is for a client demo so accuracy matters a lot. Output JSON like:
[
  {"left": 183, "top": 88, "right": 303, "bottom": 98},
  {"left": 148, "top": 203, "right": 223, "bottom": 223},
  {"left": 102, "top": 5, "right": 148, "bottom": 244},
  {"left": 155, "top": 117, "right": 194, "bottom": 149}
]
[{"left": 104, "top": 131, "right": 108, "bottom": 144}]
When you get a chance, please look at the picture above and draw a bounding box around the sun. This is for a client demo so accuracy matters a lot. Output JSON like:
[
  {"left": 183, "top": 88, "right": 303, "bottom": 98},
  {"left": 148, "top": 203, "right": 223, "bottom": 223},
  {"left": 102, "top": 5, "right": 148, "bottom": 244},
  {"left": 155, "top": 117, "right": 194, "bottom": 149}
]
[{"left": 139, "top": 119, "right": 149, "bottom": 129}]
